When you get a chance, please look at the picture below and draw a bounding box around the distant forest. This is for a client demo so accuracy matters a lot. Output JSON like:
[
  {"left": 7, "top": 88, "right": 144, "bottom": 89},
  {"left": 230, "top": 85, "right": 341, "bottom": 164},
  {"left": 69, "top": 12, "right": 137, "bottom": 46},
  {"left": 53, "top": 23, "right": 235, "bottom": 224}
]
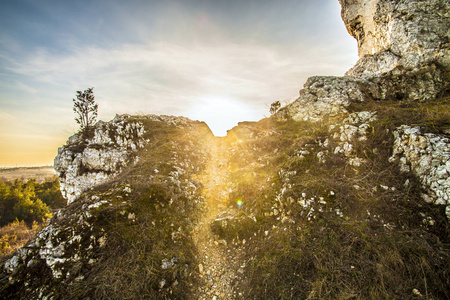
[{"left": 0, "top": 178, "right": 66, "bottom": 227}]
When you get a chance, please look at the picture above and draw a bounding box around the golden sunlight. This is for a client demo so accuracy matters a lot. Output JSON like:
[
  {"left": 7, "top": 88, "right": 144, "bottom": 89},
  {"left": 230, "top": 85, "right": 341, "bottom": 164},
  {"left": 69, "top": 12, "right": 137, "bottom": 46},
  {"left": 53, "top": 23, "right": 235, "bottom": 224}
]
[{"left": 184, "top": 97, "right": 260, "bottom": 137}]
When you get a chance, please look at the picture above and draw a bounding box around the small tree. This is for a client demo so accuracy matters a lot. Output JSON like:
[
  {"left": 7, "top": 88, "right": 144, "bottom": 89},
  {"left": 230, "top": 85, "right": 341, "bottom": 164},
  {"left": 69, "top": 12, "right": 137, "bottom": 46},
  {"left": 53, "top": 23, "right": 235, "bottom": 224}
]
[
  {"left": 269, "top": 100, "right": 281, "bottom": 115},
  {"left": 73, "top": 87, "right": 98, "bottom": 131}
]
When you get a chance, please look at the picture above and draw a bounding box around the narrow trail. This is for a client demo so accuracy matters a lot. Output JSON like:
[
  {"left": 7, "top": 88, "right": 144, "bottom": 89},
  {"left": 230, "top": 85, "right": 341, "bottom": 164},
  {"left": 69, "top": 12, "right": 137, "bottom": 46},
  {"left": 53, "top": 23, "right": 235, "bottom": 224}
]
[{"left": 192, "top": 137, "right": 241, "bottom": 299}]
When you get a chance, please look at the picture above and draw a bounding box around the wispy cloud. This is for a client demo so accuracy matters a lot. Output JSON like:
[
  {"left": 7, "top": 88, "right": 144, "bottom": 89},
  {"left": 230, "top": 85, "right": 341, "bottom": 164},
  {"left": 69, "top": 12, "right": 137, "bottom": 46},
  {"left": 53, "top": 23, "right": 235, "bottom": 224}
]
[
  {"left": 0, "top": 0, "right": 358, "bottom": 165},
  {"left": 0, "top": 111, "right": 16, "bottom": 120},
  {"left": 5, "top": 38, "right": 356, "bottom": 114}
]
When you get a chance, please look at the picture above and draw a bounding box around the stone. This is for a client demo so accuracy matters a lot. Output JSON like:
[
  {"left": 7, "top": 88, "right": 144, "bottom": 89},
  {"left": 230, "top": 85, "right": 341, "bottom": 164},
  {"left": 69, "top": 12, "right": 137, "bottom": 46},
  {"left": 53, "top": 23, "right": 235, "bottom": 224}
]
[
  {"left": 3, "top": 1, "right": 450, "bottom": 298},
  {"left": 275, "top": 0, "right": 449, "bottom": 123},
  {"left": 391, "top": 125, "right": 450, "bottom": 215},
  {"left": 276, "top": 76, "right": 366, "bottom": 121},
  {"left": 340, "top": 0, "right": 450, "bottom": 74},
  {"left": 54, "top": 115, "right": 147, "bottom": 204}
]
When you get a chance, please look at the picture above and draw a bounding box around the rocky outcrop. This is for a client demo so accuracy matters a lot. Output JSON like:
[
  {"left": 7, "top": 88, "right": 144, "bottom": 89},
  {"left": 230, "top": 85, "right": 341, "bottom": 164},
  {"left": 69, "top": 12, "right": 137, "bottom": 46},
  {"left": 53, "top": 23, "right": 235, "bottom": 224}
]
[
  {"left": 54, "top": 114, "right": 196, "bottom": 204},
  {"left": 275, "top": 0, "right": 449, "bottom": 219},
  {"left": 339, "top": 0, "right": 450, "bottom": 75},
  {"left": 277, "top": 64, "right": 447, "bottom": 121},
  {"left": 277, "top": 0, "right": 449, "bottom": 122},
  {"left": 54, "top": 114, "right": 146, "bottom": 204},
  {"left": 277, "top": 76, "right": 366, "bottom": 121},
  {"left": 2, "top": 116, "right": 213, "bottom": 299}
]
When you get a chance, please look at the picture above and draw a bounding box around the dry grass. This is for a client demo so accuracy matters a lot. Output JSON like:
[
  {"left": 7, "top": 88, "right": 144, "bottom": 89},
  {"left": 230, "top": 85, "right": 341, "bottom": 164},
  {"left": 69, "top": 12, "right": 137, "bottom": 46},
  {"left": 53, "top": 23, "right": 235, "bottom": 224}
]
[
  {"left": 0, "top": 220, "right": 42, "bottom": 259},
  {"left": 217, "top": 98, "right": 450, "bottom": 299},
  {"left": 62, "top": 185, "right": 200, "bottom": 299},
  {"left": 3, "top": 106, "right": 449, "bottom": 299},
  {"left": 56, "top": 119, "right": 212, "bottom": 299},
  {"left": 348, "top": 95, "right": 450, "bottom": 134}
]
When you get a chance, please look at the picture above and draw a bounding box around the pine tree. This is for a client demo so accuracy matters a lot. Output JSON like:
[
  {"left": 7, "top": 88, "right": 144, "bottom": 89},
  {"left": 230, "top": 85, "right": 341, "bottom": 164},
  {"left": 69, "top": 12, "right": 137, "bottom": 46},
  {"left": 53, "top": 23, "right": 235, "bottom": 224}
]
[{"left": 73, "top": 87, "right": 98, "bottom": 131}]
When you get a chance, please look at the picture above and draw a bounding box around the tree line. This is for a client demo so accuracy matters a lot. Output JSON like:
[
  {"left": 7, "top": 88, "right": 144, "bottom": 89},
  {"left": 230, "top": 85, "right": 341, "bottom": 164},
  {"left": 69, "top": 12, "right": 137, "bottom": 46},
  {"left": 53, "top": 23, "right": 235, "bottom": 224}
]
[{"left": 0, "top": 178, "right": 66, "bottom": 227}]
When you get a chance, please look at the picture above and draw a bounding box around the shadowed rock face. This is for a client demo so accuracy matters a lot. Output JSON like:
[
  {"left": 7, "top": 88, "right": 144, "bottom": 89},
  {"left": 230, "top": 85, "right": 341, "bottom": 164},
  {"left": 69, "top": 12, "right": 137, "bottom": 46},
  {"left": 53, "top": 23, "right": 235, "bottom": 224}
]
[
  {"left": 389, "top": 126, "right": 450, "bottom": 216},
  {"left": 339, "top": 0, "right": 450, "bottom": 74}
]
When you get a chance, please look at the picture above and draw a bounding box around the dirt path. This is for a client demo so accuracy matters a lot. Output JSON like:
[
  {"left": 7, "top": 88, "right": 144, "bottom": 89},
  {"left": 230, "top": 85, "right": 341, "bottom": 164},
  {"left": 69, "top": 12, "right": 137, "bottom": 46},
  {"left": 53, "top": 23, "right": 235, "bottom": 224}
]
[{"left": 192, "top": 138, "right": 241, "bottom": 299}]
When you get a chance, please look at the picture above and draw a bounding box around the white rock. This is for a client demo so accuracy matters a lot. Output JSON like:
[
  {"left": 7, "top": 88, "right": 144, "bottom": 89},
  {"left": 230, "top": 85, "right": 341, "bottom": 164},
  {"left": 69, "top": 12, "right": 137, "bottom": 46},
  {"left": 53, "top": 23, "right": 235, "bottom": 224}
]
[
  {"left": 392, "top": 126, "right": 450, "bottom": 218},
  {"left": 54, "top": 117, "right": 147, "bottom": 204}
]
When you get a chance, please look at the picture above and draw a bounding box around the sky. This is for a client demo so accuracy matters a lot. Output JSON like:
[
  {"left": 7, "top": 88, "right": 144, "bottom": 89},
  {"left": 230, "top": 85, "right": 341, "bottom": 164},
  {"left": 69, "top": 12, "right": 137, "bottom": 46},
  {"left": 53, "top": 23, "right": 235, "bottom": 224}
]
[{"left": 0, "top": 0, "right": 358, "bottom": 167}]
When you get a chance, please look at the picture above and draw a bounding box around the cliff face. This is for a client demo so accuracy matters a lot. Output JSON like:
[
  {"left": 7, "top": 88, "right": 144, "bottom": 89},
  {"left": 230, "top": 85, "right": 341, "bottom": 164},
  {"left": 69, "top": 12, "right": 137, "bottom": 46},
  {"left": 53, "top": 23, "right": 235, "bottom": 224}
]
[
  {"left": 1, "top": 1, "right": 449, "bottom": 299},
  {"left": 339, "top": 0, "right": 450, "bottom": 75}
]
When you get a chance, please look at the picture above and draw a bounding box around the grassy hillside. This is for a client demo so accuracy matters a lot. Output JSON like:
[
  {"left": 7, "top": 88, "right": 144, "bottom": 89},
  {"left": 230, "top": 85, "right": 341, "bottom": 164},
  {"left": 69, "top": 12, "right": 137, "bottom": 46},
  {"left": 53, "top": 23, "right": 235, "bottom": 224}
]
[
  {"left": 1, "top": 95, "right": 449, "bottom": 299},
  {"left": 221, "top": 99, "right": 450, "bottom": 298}
]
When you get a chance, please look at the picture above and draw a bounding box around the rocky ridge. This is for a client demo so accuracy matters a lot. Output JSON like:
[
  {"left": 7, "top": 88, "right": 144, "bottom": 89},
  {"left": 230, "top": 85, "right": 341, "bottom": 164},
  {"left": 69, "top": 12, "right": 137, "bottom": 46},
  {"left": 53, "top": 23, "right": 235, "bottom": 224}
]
[
  {"left": 277, "top": 0, "right": 450, "bottom": 216},
  {"left": 1, "top": 116, "right": 214, "bottom": 299},
  {"left": 1, "top": 1, "right": 449, "bottom": 299},
  {"left": 54, "top": 114, "right": 196, "bottom": 204}
]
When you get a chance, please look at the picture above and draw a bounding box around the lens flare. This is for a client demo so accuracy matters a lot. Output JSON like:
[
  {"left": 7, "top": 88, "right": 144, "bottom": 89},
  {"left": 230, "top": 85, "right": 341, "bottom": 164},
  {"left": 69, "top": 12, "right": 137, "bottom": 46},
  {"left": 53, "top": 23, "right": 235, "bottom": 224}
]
[{"left": 237, "top": 199, "right": 243, "bottom": 207}]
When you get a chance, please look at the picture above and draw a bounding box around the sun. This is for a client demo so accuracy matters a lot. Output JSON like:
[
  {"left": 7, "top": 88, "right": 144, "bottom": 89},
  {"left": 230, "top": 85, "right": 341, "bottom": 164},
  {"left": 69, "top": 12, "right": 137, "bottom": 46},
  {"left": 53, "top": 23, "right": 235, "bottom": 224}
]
[{"left": 184, "top": 97, "right": 261, "bottom": 136}]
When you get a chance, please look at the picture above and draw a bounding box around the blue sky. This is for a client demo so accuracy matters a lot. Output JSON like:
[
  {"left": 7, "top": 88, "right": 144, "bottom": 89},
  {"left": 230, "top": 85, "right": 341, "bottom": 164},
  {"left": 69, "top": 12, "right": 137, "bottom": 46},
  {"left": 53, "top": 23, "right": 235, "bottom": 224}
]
[{"left": 0, "top": 0, "right": 358, "bottom": 166}]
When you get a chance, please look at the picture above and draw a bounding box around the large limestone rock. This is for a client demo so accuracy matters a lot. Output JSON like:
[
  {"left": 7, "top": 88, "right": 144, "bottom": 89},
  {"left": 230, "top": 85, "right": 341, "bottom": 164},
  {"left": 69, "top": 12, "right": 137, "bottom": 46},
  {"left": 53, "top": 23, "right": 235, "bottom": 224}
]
[
  {"left": 277, "top": 64, "right": 447, "bottom": 121},
  {"left": 339, "top": 0, "right": 450, "bottom": 75},
  {"left": 2, "top": 115, "right": 212, "bottom": 299},
  {"left": 389, "top": 125, "right": 450, "bottom": 217},
  {"left": 277, "top": 0, "right": 449, "bottom": 122},
  {"left": 54, "top": 114, "right": 146, "bottom": 204},
  {"left": 276, "top": 76, "right": 367, "bottom": 121}
]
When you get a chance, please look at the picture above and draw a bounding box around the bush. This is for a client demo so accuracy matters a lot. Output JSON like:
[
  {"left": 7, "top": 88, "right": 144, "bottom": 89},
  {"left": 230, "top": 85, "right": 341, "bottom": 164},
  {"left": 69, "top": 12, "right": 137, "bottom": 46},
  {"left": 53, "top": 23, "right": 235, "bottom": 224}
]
[
  {"left": 13, "top": 197, "right": 52, "bottom": 225},
  {"left": 270, "top": 100, "right": 281, "bottom": 115}
]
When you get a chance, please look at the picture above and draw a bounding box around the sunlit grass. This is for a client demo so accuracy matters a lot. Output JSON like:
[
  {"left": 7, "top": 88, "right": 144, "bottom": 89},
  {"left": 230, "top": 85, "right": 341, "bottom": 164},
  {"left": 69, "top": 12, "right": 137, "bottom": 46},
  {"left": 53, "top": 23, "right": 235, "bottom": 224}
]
[{"left": 207, "top": 97, "right": 450, "bottom": 299}]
